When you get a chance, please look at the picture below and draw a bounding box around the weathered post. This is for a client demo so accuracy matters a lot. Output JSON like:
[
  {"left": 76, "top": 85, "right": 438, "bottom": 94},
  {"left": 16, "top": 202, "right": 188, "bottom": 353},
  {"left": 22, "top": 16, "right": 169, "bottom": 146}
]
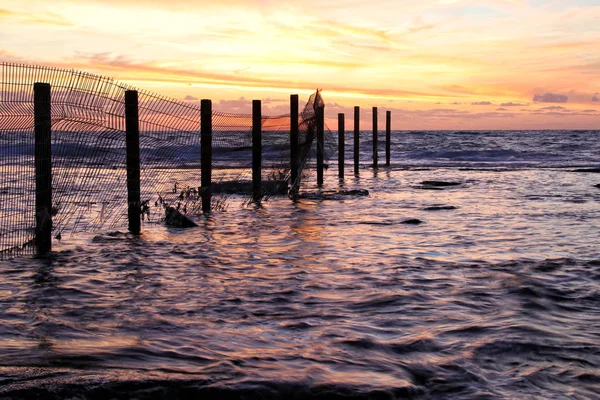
[
  {"left": 386, "top": 110, "right": 391, "bottom": 167},
  {"left": 338, "top": 113, "right": 345, "bottom": 179},
  {"left": 290, "top": 94, "right": 299, "bottom": 190},
  {"left": 201, "top": 99, "right": 212, "bottom": 213},
  {"left": 34, "top": 82, "right": 52, "bottom": 254},
  {"left": 125, "top": 90, "right": 141, "bottom": 235},
  {"left": 316, "top": 104, "right": 325, "bottom": 186},
  {"left": 354, "top": 106, "right": 360, "bottom": 175},
  {"left": 252, "top": 99, "right": 262, "bottom": 201},
  {"left": 372, "top": 106, "right": 378, "bottom": 169}
]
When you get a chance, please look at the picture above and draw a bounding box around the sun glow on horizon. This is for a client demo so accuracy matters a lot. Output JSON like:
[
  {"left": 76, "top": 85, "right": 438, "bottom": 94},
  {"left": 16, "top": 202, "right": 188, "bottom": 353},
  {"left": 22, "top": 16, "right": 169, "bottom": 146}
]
[{"left": 0, "top": 0, "right": 599, "bottom": 128}]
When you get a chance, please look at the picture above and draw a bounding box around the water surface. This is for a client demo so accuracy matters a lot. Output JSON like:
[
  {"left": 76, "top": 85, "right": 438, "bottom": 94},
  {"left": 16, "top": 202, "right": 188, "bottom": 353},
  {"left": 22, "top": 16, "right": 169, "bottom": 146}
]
[{"left": 1, "top": 131, "right": 599, "bottom": 398}]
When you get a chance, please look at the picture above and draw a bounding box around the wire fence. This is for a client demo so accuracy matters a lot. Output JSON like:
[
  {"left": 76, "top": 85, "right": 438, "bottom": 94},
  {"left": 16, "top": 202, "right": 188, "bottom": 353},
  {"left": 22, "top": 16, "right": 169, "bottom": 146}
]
[{"left": 0, "top": 63, "right": 335, "bottom": 257}]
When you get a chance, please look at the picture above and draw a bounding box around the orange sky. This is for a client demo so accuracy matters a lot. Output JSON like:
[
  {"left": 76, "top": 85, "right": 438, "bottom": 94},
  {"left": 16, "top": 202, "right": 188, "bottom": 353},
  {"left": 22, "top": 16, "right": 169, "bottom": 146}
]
[{"left": 1, "top": 0, "right": 599, "bottom": 129}]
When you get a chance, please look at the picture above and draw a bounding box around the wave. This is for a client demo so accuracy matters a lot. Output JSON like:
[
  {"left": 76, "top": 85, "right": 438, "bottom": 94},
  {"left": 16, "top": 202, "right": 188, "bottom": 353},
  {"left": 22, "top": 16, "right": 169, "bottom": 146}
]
[{"left": 405, "top": 149, "right": 565, "bottom": 162}]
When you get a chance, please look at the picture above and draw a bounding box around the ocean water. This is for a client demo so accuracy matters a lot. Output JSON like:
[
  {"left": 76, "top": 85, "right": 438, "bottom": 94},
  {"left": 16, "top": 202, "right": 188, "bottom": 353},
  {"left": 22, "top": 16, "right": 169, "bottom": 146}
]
[{"left": 1, "top": 130, "right": 599, "bottom": 399}]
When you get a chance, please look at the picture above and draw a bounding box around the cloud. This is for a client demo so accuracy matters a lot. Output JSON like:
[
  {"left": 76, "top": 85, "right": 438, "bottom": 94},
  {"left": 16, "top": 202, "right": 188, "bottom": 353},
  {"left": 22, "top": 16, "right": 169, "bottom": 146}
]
[
  {"left": 533, "top": 93, "right": 568, "bottom": 103},
  {"left": 472, "top": 101, "right": 492, "bottom": 105},
  {"left": 218, "top": 97, "right": 252, "bottom": 113},
  {"left": 500, "top": 102, "right": 527, "bottom": 107},
  {"left": 540, "top": 106, "right": 566, "bottom": 110},
  {"left": 183, "top": 95, "right": 199, "bottom": 101},
  {"left": 529, "top": 107, "right": 599, "bottom": 117},
  {"left": 593, "top": 96, "right": 600, "bottom": 102},
  {"left": 51, "top": 52, "right": 440, "bottom": 102},
  {"left": 407, "top": 23, "right": 437, "bottom": 35},
  {"left": 0, "top": 7, "right": 72, "bottom": 26}
]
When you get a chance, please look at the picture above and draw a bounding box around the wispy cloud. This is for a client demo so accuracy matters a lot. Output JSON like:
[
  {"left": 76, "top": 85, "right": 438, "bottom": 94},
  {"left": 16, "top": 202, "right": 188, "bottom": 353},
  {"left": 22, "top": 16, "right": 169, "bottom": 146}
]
[
  {"left": 0, "top": 7, "right": 72, "bottom": 26},
  {"left": 533, "top": 93, "right": 568, "bottom": 103},
  {"left": 501, "top": 102, "right": 527, "bottom": 107},
  {"left": 540, "top": 106, "right": 566, "bottom": 110}
]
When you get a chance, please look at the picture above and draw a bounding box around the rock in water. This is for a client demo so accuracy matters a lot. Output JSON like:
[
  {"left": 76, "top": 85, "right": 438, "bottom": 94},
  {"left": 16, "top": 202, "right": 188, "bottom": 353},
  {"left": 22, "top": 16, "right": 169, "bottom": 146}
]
[
  {"left": 298, "top": 189, "right": 369, "bottom": 200},
  {"left": 595, "top": 184, "right": 600, "bottom": 189},
  {"left": 338, "top": 189, "right": 369, "bottom": 196},
  {"left": 165, "top": 206, "right": 198, "bottom": 228},
  {"left": 572, "top": 168, "right": 600, "bottom": 173},
  {"left": 401, "top": 219, "right": 423, "bottom": 225},
  {"left": 420, "top": 181, "right": 462, "bottom": 187},
  {"left": 422, "top": 206, "right": 458, "bottom": 211}
]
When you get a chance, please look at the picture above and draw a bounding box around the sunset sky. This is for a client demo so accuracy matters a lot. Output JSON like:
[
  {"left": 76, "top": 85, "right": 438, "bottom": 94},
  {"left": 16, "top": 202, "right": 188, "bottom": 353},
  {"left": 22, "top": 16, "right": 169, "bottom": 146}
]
[{"left": 1, "top": 0, "right": 599, "bottom": 129}]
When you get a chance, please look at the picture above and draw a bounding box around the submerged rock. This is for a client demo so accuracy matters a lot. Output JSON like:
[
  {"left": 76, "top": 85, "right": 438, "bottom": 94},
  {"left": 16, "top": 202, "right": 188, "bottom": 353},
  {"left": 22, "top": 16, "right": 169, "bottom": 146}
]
[
  {"left": 165, "top": 206, "right": 198, "bottom": 228},
  {"left": 299, "top": 189, "right": 369, "bottom": 200},
  {"left": 401, "top": 219, "right": 423, "bottom": 225},
  {"left": 338, "top": 189, "right": 369, "bottom": 196},
  {"left": 420, "top": 181, "right": 462, "bottom": 187},
  {"left": 422, "top": 206, "right": 458, "bottom": 211}
]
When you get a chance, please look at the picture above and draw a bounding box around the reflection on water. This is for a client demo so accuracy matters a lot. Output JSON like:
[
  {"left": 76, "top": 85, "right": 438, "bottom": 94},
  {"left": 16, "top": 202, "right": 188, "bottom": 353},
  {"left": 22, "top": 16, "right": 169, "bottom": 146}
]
[{"left": 1, "top": 167, "right": 599, "bottom": 398}]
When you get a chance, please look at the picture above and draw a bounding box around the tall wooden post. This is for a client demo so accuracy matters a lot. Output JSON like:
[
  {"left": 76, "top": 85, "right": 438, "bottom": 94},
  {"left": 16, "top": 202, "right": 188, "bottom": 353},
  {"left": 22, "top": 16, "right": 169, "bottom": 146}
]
[
  {"left": 34, "top": 82, "right": 52, "bottom": 254},
  {"left": 252, "top": 100, "right": 262, "bottom": 201},
  {"left": 372, "top": 106, "right": 378, "bottom": 169},
  {"left": 386, "top": 110, "right": 391, "bottom": 167},
  {"left": 201, "top": 99, "right": 212, "bottom": 213},
  {"left": 290, "top": 94, "right": 299, "bottom": 190},
  {"left": 354, "top": 106, "right": 359, "bottom": 175},
  {"left": 338, "top": 113, "right": 345, "bottom": 179},
  {"left": 316, "top": 104, "right": 325, "bottom": 186},
  {"left": 125, "top": 90, "right": 141, "bottom": 235}
]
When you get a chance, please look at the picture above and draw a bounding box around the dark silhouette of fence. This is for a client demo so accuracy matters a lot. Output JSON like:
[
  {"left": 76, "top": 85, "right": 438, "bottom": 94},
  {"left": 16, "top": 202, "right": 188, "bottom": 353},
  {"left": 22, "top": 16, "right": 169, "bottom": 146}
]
[{"left": 0, "top": 63, "right": 337, "bottom": 256}]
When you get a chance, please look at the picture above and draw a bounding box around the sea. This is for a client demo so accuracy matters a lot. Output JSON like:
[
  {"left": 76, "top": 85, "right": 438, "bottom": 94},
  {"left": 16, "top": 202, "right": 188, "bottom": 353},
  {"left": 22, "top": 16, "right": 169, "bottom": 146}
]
[{"left": 1, "top": 130, "right": 599, "bottom": 399}]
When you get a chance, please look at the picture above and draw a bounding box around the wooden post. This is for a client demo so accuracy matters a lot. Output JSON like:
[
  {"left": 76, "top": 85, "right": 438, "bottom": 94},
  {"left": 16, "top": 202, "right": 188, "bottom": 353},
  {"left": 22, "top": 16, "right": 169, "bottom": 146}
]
[
  {"left": 338, "top": 113, "right": 345, "bottom": 179},
  {"left": 252, "top": 100, "right": 262, "bottom": 201},
  {"left": 125, "top": 90, "right": 141, "bottom": 235},
  {"left": 354, "top": 106, "right": 359, "bottom": 175},
  {"left": 316, "top": 104, "right": 325, "bottom": 186},
  {"left": 201, "top": 99, "right": 212, "bottom": 213},
  {"left": 290, "top": 94, "right": 299, "bottom": 190},
  {"left": 372, "top": 106, "right": 378, "bottom": 169},
  {"left": 34, "top": 82, "right": 52, "bottom": 254},
  {"left": 386, "top": 110, "right": 391, "bottom": 167}
]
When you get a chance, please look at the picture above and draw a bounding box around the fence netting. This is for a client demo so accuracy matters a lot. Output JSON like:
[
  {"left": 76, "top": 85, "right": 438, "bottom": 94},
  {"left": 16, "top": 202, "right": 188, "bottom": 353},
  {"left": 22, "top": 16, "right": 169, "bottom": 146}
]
[{"left": 0, "top": 63, "right": 335, "bottom": 256}]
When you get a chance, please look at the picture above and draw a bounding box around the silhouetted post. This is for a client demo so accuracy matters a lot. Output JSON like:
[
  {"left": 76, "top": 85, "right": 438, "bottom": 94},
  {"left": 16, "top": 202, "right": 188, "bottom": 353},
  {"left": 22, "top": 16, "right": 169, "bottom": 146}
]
[
  {"left": 290, "top": 94, "right": 299, "bottom": 190},
  {"left": 252, "top": 100, "right": 262, "bottom": 201},
  {"left": 34, "top": 82, "right": 52, "bottom": 254},
  {"left": 354, "top": 106, "right": 360, "bottom": 175},
  {"left": 201, "top": 99, "right": 212, "bottom": 213},
  {"left": 386, "top": 110, "right": 391, "bottom": 167},
  {"left": 125, "top": 90, "right": 141, "bottom": 235},
  {"left": 338, "top": 113, "right": 345, "bottom": 179},
  {"left": 316, "top": 104, "right": 325, "bottom": 186},
  {"left": 372, "top": 106, "right": 378, "bottom": 169}
]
